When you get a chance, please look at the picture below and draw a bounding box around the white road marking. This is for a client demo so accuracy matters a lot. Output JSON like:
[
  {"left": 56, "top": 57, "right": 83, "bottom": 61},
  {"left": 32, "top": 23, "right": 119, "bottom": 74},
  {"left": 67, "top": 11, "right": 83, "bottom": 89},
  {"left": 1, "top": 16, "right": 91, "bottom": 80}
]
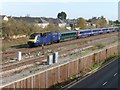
[
  {"left": 102, "top": 82, "right": 107, "bottom": 86},
  {"left": 114, "top": 73, "right": 117, "bottom": 76},
  {"left": 66, "top": 58, "right": 118, "bottom": 88}
]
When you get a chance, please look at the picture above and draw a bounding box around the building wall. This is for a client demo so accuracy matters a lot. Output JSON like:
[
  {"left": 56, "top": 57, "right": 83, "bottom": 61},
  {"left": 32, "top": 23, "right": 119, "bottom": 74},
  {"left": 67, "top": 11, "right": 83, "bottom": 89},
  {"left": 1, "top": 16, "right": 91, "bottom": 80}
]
[
  {"left": 38, "top": 23, "right": 49, "bottom": 28},
  {"left": 3, "top": 16, "right": 9, "bottom": 21},
  {"left": 0, "top": 45, "right": 118, "bottom": 89},
  {"left": 58, "top": 23, "right": 66, "bottom": 28}
]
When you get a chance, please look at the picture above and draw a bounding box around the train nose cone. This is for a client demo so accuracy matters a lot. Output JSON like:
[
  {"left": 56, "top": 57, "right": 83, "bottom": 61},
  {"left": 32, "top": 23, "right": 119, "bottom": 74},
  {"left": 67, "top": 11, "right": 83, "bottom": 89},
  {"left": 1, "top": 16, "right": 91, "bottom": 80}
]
[{"left": 28, "top": 41, "right": 34, "bottom": 47}]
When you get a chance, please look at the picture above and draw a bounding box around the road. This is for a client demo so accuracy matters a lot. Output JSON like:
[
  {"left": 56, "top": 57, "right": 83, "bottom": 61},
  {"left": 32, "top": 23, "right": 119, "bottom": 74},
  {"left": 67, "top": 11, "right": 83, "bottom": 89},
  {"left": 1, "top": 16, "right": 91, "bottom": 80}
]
[{"left": 66, "top": 57, "right": 119, "bottom": 89}]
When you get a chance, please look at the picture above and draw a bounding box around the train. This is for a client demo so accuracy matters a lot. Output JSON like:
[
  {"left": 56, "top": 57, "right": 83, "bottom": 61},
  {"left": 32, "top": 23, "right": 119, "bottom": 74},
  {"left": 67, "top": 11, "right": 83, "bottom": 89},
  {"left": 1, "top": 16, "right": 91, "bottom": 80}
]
[{"left": 27, "top": 27, "right": 119, "bottom": 47}]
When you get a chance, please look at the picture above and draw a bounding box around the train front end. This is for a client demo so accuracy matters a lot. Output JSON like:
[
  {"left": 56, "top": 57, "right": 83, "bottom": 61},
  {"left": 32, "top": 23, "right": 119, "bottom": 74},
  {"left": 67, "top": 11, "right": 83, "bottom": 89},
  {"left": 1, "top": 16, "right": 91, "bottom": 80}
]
[{"left": 28, "top": 33, "right": 40, "bottom": 47}]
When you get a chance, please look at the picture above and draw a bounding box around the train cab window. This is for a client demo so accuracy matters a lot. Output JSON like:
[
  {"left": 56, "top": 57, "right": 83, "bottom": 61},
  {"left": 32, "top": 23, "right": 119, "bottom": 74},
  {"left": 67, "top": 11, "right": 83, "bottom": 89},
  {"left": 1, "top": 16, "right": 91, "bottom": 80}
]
[
  {"left": 37, "top": 35, "right": 40, "bottom": 40},
  {"left": 41, "top": 33, "right": 47, "bottom": 37},
  {"left": 29, "top": 34, "right": 36, "bottom": 39}
]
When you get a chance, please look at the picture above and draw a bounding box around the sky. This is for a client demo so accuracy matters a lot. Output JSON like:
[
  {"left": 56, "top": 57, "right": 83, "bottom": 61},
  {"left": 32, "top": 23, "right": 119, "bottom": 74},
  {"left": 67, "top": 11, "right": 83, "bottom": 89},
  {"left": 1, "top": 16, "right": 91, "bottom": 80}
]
[{"left": 0, "top": 1, "right": 119, "bottom": 21}]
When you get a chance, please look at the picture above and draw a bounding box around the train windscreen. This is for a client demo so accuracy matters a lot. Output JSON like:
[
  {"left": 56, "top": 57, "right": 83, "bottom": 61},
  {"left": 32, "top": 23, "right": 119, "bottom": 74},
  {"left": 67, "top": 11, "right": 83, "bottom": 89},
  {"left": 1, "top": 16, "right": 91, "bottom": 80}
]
[{"left": 29, "top": 34, "right": 36, "bottom": 39}]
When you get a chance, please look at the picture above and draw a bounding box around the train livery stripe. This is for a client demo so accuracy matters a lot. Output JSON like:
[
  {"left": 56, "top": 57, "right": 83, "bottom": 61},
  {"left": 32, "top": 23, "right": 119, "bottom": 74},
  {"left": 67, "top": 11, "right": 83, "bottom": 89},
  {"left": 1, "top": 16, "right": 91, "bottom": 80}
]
[{"left": 28, "top": 39, "right": 35, "bottom": 42}]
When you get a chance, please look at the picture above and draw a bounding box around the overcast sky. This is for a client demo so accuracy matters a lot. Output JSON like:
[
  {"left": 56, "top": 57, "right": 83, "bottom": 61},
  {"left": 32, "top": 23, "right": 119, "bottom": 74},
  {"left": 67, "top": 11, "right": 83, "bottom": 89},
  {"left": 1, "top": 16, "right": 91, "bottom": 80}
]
[{"left": 1, "top": 1, "right": 119, "bottom": 20}]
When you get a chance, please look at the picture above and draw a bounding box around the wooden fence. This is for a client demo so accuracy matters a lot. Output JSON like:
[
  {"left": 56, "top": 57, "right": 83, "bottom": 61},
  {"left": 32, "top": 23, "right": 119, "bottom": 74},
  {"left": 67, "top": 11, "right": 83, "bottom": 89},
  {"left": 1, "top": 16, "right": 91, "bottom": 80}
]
[{"left": 0, "top": 45, "right": 118, "bottom": 89}]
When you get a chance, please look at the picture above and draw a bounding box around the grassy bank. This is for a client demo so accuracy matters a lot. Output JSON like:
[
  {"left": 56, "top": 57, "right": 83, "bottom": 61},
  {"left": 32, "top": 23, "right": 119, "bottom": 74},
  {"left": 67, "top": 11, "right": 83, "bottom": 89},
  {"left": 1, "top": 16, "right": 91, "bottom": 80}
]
[
  {"left": 2, "top": 38, "right": 28, "bottom": 51},
  {"left": 51, "top": 55, "right": 119, "bottom": 89}
]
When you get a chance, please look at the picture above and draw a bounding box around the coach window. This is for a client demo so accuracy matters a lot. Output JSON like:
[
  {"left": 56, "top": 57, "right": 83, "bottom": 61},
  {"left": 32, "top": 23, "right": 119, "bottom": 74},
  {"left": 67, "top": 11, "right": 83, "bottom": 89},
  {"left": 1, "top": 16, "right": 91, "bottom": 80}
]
[
  {"left": 42, "top": 33, "right": 47, "bottom": 37},
  {"left": 40, "top": 33, "right": 43, "bottom": 37}
]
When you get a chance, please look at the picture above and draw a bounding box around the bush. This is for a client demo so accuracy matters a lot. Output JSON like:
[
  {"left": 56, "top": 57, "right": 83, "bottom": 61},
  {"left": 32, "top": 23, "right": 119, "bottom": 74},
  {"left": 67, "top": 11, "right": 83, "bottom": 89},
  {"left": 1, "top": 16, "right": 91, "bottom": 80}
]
[
  {"left": 2, "top": 18, "right": 41, "bottom": 39},
  {"left": 2, "top": 18, "right": 65, "bottom": 39}
]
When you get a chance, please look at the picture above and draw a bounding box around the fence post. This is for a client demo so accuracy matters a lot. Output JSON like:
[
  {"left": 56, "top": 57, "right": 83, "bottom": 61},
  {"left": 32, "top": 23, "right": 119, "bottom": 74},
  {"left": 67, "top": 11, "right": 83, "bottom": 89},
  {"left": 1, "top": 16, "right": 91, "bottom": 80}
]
[
  {"left": 17, "top": 52, "right": 22, "bottom": 61},
  {"left": 53, "top": 52, "right": 58, "bottom": 63},
  {"left": 47, "top": 54, "right": 53, "bottom": 65}
]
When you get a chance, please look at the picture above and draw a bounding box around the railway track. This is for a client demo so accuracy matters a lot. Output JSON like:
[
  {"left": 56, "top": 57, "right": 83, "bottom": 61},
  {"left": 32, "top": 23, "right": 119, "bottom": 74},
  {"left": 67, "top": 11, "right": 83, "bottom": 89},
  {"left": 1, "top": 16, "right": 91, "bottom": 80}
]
[
  {"left": 1, "top": 33, "right": 118, "bottom": 77},
  {"left": 2, "top": 32, "right": 118, "bottom": 63},
  {"left": 1, "top": 32, "right": 118, "bottom": 68}
]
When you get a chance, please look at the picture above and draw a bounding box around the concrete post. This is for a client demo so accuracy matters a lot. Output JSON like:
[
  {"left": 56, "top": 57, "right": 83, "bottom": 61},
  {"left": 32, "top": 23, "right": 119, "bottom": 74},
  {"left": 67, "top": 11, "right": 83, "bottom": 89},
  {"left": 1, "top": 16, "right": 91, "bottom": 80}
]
[
  {"left": 47, "top": 54, "right": 53, "bottom": 65},
  {"left": 53, "top": 52, "right": 58, "bottom": 63},
  {"left": 17, "top": 52, "right": 22, "bottom": 61}
]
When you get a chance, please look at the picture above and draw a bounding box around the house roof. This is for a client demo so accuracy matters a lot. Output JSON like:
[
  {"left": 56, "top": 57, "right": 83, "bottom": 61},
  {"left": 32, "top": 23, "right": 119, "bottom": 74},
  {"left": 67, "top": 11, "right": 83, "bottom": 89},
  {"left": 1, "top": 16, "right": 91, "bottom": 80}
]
[
  {"left": 65, "top": 24, "right": 70, "bottom": 27},
  {"left": 13, "top": 17, "right": 37, "bottom": 22},
  {"left": 87, "top": 17, "right": 99, "bottom": 22},
  {"left": 1, "top": 15, "right": 66, "bottom": 25},
  {"left": 38, "top": 18, "right": 48, "bottom": 23},
  {"left": 59, "top": 19, "right": 66, "bottom": 23},
  {"left": 66, "top": 19, "right": 76, "bottom": 24},
  {"left": 43, "top": 18, "right": 66, "bottom": 24},
  {"left": 0, "top": 15, "right": 9, "bottom": 19}
]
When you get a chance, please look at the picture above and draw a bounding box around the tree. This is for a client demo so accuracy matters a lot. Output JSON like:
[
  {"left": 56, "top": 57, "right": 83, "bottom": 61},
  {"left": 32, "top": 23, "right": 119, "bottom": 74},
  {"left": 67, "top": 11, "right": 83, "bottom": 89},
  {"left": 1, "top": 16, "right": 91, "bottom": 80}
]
[
  {"left": 109, "top": 20, "right": 115, "bottom": 26},
  {"left": 114, "top": 20, "right": 120, "bottom": 24},
  {"left": 57, "top": 11, "right": 67, "bottom": 20},
  {"left": 76, "top": 17, "right": 87, "bottom": 29},
  {"left": 2, "top": 18, "right": 42, "bottom": 39},
  {"left": 43, "top": 24, "right": 64, "bottom": 32},
  {"left": 70, "top": 24, "right": 74, "bottom": 30},
  {"left": 2, "top": 18, "right": 16, "bottom": 39},
  {"left": 98, "top": 17, "right": 108, "bottom": 28}
]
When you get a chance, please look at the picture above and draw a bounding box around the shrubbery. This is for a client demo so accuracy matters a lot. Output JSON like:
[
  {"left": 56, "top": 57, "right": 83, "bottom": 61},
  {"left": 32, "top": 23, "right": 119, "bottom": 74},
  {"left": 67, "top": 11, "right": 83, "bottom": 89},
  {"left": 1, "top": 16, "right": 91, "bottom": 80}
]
[{"left": 2, "top": 18, "right": 64, "bottom": 39}]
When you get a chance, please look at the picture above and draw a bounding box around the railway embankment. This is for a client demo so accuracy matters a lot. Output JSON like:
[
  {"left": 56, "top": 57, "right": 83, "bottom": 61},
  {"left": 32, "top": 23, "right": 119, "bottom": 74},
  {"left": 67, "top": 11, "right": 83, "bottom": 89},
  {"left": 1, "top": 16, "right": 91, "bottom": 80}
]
[
  {"left": 1, "top": 34, "right": 118, "bottom": 81},
  {"left": 0, "top": 43, "right": 118, "bottom": 89}
]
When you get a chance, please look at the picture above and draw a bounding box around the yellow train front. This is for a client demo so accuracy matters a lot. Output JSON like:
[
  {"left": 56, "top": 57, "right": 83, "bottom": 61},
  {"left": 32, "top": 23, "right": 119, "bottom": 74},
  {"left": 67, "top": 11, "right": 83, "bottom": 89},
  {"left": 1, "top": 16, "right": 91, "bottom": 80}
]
[{"left": 28, "top": 33, "right": 41, "bottom": 47}]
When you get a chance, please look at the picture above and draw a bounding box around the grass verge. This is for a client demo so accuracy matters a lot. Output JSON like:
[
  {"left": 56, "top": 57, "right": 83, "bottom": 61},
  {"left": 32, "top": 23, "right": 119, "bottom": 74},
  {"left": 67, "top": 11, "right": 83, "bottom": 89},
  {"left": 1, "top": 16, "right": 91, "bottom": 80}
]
[
  {"left": 2, "top": 38, "right": 28, "bottom": 51},
  {"left": 50, "top": 55, "right": 119, "bottom": 89}
]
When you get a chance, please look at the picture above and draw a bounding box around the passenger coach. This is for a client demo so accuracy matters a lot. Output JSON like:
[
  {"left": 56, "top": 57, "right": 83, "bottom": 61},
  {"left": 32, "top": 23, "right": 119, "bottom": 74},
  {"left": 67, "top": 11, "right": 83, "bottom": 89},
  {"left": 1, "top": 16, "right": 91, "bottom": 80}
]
[{"left": 28, "top": 27, "right": 119, "bottom": 47}]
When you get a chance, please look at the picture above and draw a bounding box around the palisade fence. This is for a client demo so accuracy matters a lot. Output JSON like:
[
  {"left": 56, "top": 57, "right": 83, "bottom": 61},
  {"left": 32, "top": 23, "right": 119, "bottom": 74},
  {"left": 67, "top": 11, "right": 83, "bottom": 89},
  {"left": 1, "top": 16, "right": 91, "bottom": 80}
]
[{"left": 0, "top": 45, "right": 118, "bottom": 89}]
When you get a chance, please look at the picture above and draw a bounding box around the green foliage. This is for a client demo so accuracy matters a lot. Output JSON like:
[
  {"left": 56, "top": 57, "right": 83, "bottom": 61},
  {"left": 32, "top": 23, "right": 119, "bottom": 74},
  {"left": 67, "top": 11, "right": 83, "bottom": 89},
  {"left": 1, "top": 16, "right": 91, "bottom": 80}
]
[
  {"left": 43, "top": 24, "right": 65, "bottom": 32},
  {"left": 76, "top": 17, "right": 87, "bottom": 29},
  {"left": 2, "top": 38, "right": 28, "bottom": 51},
  {"left": 113, "top": 20, "right": 120, "bottom": 26},
  {"left": 2, "top": 18, "right": 42, "bottom": 39},
  {"left": 98, "top": 17, "right": 108, "bottom": 28},
  {"left": 96, "top": 44, "right": 105, "bottom": 49},
  {"left": 2, "top": 18, "right": 66, "bottom": 39},
  {"left": 57, "top": 11, "right": 67, "bottom": 20},
  {"left": 109, "top": 20, "right": 115, "bottom": 26}
]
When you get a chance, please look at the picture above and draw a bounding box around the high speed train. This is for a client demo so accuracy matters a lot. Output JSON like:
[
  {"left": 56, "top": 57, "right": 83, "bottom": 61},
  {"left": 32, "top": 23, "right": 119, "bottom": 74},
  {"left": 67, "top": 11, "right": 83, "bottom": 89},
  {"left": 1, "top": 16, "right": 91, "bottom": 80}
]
[{"left": 28, "top": 27, "right": 119, "bottom": 47}]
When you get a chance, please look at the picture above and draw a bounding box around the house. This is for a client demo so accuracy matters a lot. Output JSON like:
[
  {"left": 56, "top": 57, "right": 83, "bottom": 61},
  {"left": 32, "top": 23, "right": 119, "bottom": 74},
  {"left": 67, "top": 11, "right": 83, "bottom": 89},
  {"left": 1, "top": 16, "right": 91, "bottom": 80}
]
[
  {"left": 87, "top": 17, "right": 99, "bottom": 28},
  {"left": 65, "top": 19, "right": 77, "bottom": 30},
  {"left": 65, "top": 24, "right": 71, "bottom": 30},
  {"left": 1, "top": 15, "right": 9, "bottom": 21},
  {"left": 44, "top": 18, "right": 66, "bottom": 28},
  {"left": 13, "top": 16, "right": 66, "bottom": 28},
  {"left": 13, "top": 16, "right": 39, "bottom": 23},
  {"left": 37, "top": 18, "right": 49, "bottom": 28},
  {"left": 2, "top": 15, "right": 66, "bottom": 28},
  {"left": 87, "top": 16, "right": 109, "bottom": 28},
  {"left": 13, "top": 16, "right": 49, "bottom": 28},
  {"left": 58, "top": 19, "right": 66, "bottom": 27},
  {"left": 3, "top": 16, "right": 9, "bottom": 21}
]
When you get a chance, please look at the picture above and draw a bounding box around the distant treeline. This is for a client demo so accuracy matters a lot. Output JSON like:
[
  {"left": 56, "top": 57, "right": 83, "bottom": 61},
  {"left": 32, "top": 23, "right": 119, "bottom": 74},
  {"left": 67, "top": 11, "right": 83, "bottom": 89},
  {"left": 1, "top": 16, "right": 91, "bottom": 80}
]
[
  {"left": 1, "top": 16, "right": 118, "bottom": 39},
  {"left": 2, "top": 18, "right": 64, "bottom": 39}
]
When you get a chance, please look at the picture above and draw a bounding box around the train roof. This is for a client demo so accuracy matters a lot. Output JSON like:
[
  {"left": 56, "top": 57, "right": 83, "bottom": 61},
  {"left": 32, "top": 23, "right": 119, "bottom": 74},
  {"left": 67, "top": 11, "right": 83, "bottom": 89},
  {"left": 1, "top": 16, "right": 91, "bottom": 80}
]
[
  {"left": 109, "top": 26, "right": 119, "bottom": 28},
  {"left": 30, "top": 33, "right": 40, "bottom": 35},
  {"left": 91, "top": 28, "right": 101, "bottom": 30},
  {"left": 59, "top": 30, "right": 77, "bottom": 34},
  {"left": 77, "top": 29, "right": 91, "bottom": 32}
]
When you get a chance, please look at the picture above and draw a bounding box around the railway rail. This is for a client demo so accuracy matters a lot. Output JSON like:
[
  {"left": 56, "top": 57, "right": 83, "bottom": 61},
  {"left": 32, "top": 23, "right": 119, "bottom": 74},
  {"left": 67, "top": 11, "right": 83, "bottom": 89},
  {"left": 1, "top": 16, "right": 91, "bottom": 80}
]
[
  {"left": 1, "top": 33, "right": 118, "bottom": 77},
  {"left": 2, "top": 32, "right": 118, "bottom": 63},
  {"left": 1, "top": 32, "right": 118, "bottom": 68}
]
